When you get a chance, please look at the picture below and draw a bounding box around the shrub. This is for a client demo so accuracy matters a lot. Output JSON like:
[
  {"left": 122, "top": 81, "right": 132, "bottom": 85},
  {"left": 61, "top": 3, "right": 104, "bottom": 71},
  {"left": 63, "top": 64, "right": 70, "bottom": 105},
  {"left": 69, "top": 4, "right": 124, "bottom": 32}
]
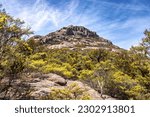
[
  {"left": 41, "top": 63, "right": 74, "bottom": 78},
  {"left": 28, "top": 59, "right": 46, "bottom": 71},
  {"left": 30, "top": 52, "right": 47, "bottom": 60},
  {"left": 43, "top": 83, "right": 91, "bottom": 100},
  {"left": 106, "top": 71, "right": 146, "bottom": 99}
]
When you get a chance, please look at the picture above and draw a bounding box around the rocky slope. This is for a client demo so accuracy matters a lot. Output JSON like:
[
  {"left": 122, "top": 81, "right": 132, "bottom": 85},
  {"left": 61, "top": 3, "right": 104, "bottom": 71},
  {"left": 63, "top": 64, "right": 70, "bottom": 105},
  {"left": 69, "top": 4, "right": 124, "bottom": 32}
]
[
  {"left": 0, "top": 73, "right": 116, "bottom": 100},
  {"left": 32, "top": 25, "right": 121, "bottom": 51}
]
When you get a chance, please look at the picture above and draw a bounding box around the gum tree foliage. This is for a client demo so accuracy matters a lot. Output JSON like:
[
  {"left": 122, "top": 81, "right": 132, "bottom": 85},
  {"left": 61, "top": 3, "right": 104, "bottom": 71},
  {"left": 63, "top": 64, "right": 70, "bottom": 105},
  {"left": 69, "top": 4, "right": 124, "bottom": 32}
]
[
  {"left": 0, "top": 5, "right": 32, "bottom": 77},
  {"left": 0, "top": 5, "right": 32, "bottom": 99},
  {"left": 130, "top": 29, "right": 150, "bottom": 58}
]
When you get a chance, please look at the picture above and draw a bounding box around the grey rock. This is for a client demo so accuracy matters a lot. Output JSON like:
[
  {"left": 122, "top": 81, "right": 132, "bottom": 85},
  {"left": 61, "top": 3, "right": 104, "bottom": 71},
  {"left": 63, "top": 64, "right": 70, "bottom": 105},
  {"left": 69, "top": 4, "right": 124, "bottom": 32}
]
[
  {"left": 46, "top": 73, "right": 67, "bottom": 86},
  {"left": 30, "top": 25, "right": 121, "bottom": 51},
  {"left": 0, "top": 73, "right": 116, "bottom": 100}
]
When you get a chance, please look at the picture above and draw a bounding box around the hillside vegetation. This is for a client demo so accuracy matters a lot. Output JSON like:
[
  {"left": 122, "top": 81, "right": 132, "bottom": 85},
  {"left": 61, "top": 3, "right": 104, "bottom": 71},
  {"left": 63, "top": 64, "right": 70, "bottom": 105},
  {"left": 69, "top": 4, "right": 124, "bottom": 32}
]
[{"left": 0, "top": 6, "right": 150, "bottom": 100}]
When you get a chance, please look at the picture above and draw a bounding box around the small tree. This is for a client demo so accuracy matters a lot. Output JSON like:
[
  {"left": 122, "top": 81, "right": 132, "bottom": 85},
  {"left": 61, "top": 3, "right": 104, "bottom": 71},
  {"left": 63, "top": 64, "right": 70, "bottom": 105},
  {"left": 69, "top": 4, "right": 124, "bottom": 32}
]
[
  {"left": 0, "top": 5, "right": 32, "bottom": 75},
  {"left": 0, "top": 5, "right": 32, "bottom": 98},
  {"left": 93, "top": 60, "right": 114, "bottom": 98},
  {"left": 43, "top": 83, "right": 91, "bottom": 100},
  {"left": 130, "top": 29, "right": 150, "bottom": 58}
]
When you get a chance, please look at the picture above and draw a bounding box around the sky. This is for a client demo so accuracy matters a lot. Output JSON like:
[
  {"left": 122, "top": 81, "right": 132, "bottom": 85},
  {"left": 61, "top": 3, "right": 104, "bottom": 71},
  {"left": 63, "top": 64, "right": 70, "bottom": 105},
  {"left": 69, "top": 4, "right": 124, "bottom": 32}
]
[{"left": 1, "top": 0, "right": 150, "bottom": 49}]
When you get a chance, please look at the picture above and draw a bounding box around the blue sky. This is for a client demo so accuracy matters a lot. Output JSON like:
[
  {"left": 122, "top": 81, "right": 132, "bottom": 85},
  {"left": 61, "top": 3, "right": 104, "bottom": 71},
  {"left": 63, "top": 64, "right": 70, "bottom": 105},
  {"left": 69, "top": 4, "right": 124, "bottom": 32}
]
[{"left": 1, "top": 0, "right": 150, "bottom": 49}]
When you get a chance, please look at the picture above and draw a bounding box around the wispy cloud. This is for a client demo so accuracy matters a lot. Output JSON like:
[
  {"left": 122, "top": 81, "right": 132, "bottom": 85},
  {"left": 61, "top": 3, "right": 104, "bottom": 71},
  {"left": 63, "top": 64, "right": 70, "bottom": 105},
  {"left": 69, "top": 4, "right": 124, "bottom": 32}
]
[
  {"left": 1, "top": 0, "right": 79, "bottom": 32},
  {"left": 1, "top": 0, "right": 150, "bottom": 49}
]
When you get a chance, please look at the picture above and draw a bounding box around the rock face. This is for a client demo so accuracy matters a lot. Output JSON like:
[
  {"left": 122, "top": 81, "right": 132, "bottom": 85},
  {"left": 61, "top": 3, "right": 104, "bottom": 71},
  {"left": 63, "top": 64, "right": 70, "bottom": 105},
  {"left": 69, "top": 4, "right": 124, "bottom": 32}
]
[
  {"left": 58, "top": 25, "right": 99, "bottom": 38},
  {"left": 0, "top": 73, "right": 116, "bottom": 100},
  {"left": 28, "top": 73, "right": 116, "bottom": 100},
  {"left": 32, "top": 25, "right": 121, "bottom": 51}
]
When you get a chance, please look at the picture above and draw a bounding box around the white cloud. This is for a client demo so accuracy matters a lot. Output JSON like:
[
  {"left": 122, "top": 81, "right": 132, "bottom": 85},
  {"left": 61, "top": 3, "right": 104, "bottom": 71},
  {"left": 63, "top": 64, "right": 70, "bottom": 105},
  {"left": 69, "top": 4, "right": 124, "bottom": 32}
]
[{"left": 1, "top": 0, "right": 79, "bottom": 32}]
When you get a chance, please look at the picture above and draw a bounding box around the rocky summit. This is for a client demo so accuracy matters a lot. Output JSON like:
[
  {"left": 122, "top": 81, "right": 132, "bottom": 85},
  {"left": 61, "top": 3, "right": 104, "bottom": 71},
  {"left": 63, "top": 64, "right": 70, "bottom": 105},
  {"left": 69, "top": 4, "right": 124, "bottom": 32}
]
[{"left": 32, "top": 25, "right": 121, "bottom": 51}]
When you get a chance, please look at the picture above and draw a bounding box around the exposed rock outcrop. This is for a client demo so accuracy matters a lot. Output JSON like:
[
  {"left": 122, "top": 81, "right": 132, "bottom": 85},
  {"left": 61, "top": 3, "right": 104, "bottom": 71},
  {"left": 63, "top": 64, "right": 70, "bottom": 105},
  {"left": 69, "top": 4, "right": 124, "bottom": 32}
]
[
  {"left": 28, "top": 73, "right": 116, "bottom": 100},
  {"left": 31, "top": 25, "right": 121, "bottom": 51},
  {"left": 58, "top": 25, "right": 99, "bottom": 38},
  {"left": 0, "top": 73, "right": 116, "bottom": 100}
]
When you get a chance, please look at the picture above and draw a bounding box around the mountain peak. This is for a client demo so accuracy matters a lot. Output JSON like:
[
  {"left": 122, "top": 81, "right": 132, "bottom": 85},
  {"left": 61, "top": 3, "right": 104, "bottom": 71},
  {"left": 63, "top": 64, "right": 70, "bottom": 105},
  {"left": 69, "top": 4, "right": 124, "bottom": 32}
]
[
  {"left": 57, "top": 25, "right": 99, "bottom": 38},
  {"left": 31, "top": 25, "right": 120, "bottom": 51}
]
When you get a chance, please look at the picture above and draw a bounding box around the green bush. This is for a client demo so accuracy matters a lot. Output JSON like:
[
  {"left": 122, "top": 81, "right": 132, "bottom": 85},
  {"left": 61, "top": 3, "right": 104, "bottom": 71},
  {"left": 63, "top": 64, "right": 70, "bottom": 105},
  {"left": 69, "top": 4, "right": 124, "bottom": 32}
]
[
  {"left": 43, "top": 83, "right": 91, "bottom": 100},
  {"left": 28, "top": 59, "right": 47, "bottom": 71},
  {"left": 30, "top": 52, "right": 47, "bottom": 60},
  {"left": 41, "top": 63, "right": 74, "bottom": 78}
]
